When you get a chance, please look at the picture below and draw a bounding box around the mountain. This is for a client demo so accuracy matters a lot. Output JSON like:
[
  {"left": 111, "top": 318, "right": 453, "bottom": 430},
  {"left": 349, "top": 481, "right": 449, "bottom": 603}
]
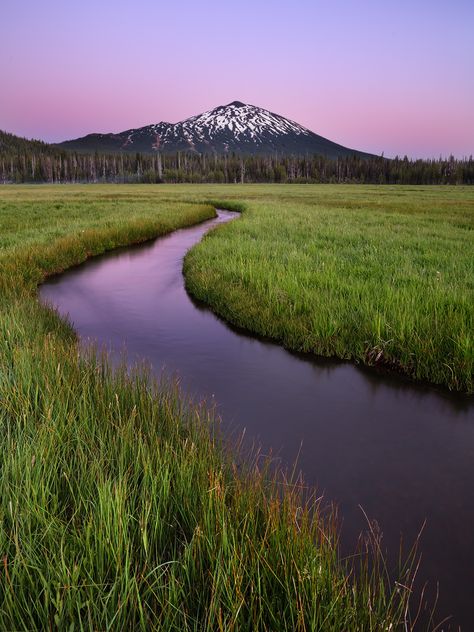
[
  {"left": 58, "top": 101, "right": 375, "bottom": 158},
  {"left": 0, "top": 129, "right": 54, "bottom": 154}
]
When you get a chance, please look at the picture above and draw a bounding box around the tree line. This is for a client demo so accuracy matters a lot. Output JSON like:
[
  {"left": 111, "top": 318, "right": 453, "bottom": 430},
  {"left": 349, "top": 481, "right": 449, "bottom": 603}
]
[{"left": 1, "top": 130, "right": 473, "bottom": 185}]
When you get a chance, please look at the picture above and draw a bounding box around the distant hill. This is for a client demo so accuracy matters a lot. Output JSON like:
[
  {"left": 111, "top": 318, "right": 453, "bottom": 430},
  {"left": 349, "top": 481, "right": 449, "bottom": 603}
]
[
  {"left": 58, "top": 101, "right": 376, "bottom": 158},
  {"left": 2, "top": 124, "right": 471, "bottom": 186},
  {"left": 0, "top": 130, "right": 54, "bottom": 154}
]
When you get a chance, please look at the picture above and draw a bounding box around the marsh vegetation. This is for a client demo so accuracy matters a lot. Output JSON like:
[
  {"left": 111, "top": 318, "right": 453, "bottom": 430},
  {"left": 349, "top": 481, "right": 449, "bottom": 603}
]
[
  {"left": 1, "top": 183, "right": 472, "bottom": 629},
  {"left": 186, "top": 185, "right": 474, "bottom": 393}
]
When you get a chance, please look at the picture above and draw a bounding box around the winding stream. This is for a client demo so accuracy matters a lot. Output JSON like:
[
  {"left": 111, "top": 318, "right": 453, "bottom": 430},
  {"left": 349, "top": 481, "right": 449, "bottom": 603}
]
[{"left": 40, "top": 210, "right": 474, "bottom": 630}]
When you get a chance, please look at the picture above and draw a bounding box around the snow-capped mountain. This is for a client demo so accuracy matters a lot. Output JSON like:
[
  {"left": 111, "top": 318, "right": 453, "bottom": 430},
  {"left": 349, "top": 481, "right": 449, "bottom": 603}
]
[{"left": 58, "top": 101, "right": 374, "bottom": 158}]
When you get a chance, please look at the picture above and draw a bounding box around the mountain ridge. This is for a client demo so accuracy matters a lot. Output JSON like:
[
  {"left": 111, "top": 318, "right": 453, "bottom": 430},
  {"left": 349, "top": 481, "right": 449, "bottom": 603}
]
[{"left": 57, "top": 101, "right": 376, "bottom": 158}]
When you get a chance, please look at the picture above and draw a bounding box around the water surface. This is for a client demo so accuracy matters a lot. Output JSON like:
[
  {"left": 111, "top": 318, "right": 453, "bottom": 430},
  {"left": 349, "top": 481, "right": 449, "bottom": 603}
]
[{"left": 40, "top": 210, "right": 474, "bottom": 630}]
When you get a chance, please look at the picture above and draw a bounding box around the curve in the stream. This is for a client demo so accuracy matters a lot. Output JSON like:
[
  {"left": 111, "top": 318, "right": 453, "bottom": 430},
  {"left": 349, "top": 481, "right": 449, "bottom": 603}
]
[{"left": 40, "top": 209, "right": 474, "bottom": 630}]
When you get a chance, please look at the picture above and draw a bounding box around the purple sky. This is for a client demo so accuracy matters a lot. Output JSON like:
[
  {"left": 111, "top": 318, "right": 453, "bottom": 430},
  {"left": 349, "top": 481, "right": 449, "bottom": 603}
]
[{"left": 1, "top": 0, "right": 473, "bottom": 158}]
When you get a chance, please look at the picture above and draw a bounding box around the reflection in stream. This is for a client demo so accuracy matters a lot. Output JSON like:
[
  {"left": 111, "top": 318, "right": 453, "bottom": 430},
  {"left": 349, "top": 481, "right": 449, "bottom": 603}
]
[{"left": 40, "top": 210, "right": 474, "bottom": 630}]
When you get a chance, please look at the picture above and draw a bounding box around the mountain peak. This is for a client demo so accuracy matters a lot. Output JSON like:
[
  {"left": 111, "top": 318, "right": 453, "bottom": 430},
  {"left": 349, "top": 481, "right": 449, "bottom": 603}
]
[
  {"left": 59, "top": 101, "right": 375, "bottom": 159},
  {"left": 226, "top": 100, "right": 246, "bottom": 108}
]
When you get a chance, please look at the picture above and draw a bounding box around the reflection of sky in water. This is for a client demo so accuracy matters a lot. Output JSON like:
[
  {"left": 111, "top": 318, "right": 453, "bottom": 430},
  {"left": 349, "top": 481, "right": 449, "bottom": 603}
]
[{"left": 41, "top": 211, "right": 474, "bottom": 629}]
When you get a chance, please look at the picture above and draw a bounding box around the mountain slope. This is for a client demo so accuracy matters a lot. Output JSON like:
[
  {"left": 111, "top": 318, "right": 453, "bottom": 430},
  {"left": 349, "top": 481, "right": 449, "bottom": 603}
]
[
  {"left": 58, "top": 101, "right": 376, "bottom": 158},
  {"left": 0, "top": 129, "right": 55, "bottom": 154}
]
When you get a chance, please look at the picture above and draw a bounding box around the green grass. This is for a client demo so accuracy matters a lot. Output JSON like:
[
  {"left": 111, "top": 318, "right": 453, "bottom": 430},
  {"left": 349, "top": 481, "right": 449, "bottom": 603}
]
[
  {"left": 184, "top": 184, "right": 474, "bottom": 393},
  {"left": 0, "top": 184, "right": 418, "bottom": 630}
]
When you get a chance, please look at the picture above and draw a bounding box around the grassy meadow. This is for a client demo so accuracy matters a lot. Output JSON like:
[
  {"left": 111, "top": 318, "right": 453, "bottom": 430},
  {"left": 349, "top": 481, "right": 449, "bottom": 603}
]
[
  {"left": 0, "top": 185, "right": 420, "bottom": 630},
  {"left": 185, "top": 184, "right": 474, "bottom": 393}
]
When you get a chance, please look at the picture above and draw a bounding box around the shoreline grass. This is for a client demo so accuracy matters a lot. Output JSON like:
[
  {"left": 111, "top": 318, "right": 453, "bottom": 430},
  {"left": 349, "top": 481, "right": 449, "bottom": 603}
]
[
  {"left": 0, "top": 185, "right": 417, "bottom": 630},
  {"left": 184, "top": 185, "right": 474, "bottom": 393}
]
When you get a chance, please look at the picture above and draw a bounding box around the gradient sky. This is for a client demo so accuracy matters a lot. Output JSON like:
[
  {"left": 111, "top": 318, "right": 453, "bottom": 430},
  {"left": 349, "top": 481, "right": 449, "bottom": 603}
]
[{"left": 1, "top": 0, "right": 473, "bottom": 158}]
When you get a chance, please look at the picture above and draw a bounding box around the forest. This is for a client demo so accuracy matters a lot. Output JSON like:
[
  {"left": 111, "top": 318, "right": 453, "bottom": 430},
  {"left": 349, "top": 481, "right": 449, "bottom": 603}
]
[{"left": 1, "top": 129, "right": 473, "bottom": 185}]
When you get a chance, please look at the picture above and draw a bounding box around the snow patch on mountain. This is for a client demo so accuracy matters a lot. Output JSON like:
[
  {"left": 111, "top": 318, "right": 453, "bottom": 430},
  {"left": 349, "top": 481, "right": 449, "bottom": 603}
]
[
  {"left": 59, "top": 100, "right": 373, "bottom": 158},
  {"left": 123, "top": 101, "right": 314, "bottom": 153}
]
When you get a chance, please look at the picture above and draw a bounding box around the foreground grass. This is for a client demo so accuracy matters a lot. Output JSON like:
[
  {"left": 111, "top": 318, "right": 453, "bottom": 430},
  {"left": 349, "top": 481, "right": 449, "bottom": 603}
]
[
  {"left": 0, "top": 185, "right": 414, "bottom": 630},
  {"left": 185, "top": 185, "right": 474, "bottom": 393}
]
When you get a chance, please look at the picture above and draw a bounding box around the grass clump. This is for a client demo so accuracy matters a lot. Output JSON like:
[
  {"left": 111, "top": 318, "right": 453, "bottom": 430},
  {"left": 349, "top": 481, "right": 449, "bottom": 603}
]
[
  {"left": 185, "top": 184, "right": 474, "bottom": 393},
  {"left": 0, "top": 185, "right": 415, "bottom": 630}
]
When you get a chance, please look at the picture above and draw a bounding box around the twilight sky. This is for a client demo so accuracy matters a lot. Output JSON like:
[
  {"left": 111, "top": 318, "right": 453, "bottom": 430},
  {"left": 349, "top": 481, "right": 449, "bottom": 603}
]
[{"left": 1, "top": 0, "right": 473, "bottom": 158}]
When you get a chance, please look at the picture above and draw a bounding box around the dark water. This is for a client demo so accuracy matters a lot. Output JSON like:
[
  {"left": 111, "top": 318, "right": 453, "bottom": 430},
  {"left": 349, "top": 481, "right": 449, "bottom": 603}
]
[{"left": 40, "top": 210, "right": 474, "bottom": 630}]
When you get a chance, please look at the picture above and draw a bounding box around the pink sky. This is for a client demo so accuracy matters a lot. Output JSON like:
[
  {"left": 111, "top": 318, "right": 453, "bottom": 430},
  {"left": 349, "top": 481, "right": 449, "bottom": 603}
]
[{"left": 1, "top": 0, "right": 473, "bottom": 158}]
